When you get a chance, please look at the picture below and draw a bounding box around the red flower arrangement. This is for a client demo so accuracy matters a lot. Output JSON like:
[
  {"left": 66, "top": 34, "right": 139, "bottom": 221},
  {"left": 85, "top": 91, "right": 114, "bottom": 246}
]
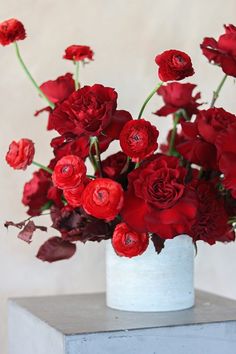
[{"left": 2, "top": 19, "right": 236, "bottom": 261}]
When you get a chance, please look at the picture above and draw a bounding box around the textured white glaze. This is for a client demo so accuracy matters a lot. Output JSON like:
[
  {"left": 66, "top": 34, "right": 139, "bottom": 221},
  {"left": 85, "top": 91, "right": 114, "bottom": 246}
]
[{"left": 106, "top": 235, "right": 195, "bottom": 312}]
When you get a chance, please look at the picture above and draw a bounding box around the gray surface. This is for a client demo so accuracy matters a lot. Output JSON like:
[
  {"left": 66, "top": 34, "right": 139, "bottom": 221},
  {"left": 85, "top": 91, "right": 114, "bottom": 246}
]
[{"left": 10, "top": 290, "right": 236, "bottom": 335}]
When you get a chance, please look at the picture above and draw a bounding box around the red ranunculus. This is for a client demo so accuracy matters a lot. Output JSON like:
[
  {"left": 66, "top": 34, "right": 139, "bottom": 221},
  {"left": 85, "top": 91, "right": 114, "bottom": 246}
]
[
  {"left": 119, "top": 119, "right": 159, "bottom": 162},
  {"left": 40, "top": 73, "right": 75, "bottom": 104},
  {"left": 155, "top": 82, "right": 201, "bottom": 118},
  {"left": 63, "top": 45, "right": 94, "bottom": 61},
  {"left": 112, "top": 222, "right": 149, "bottom": 257},
  {"left": 6, "top": 138, "right": 35, "bottom": 170},
  {"left": 49, "top": 84, "right": 117, "bottom": 137},
  {"left": 82, "top": 178, "right": 124, "bottom": 221},
  {"left": 155, "top": 50, "right": 194, "bottom": 81},
  {"left": 121, "top": 154, "right": 198, "bottom": 238},
  {"left": 201, "top": 24, "right": 236, "bottom": 77},
  {"left": 216, "top": 121, "right": 236, "bottom": 197},
  {"left": 0, "top": 18, "right": 26, "bottom": 46},
  {"left": 190, "top": 181, "right": 235, "bottom": 245},
  {"left": 52, "top": 155, "right": 86, "bottom": 190},
  {"left": 22, "top": 169, "right": 52, "bottom": 216},
  {"left": 63, "top": 184, "right": 85, "bottom": 207}
]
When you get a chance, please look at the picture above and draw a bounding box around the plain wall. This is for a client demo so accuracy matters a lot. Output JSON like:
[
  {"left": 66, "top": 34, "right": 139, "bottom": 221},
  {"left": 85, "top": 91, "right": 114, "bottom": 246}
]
[{"left": 1, "top": 0, "right": 236, "bottom": 352}]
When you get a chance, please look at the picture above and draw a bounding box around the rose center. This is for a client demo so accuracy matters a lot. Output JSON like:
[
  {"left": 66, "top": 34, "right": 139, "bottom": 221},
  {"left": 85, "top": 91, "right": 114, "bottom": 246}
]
[
  {"left": 172, "top": 55, "right": 186, "bottom": 67},
  {"left": 61, "top": 164, "right": 74, "bottom": 177}
]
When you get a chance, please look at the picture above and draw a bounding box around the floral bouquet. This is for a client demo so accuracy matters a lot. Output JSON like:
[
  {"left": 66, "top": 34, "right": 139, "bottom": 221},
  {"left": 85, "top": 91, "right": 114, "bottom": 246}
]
[{"left": 2, "top": 18, "right": 236, "bottom": 263}]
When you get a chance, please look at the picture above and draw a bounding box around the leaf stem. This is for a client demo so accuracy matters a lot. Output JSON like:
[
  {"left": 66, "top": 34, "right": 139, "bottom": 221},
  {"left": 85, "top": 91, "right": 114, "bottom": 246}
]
[
  {"left": 138, "top": 82, "right": 163, "bottom": 119},
  {"left": 89, "top": 137, "right": 103, "bottom": 177},
  {"left": 32, "top": 161, "right": 53, "bottom": 174},
  {"left": 74, "top": 61, "right": 80, "bottom": 90},
  {"left": 168, "top": 112, "right": 181, "bottom": 156},
  {"left": 210, "top": 74, "right": 227, "bottom": 108},
  {"left": 14, "top": 42, "right": 55, "bottom": 109}
]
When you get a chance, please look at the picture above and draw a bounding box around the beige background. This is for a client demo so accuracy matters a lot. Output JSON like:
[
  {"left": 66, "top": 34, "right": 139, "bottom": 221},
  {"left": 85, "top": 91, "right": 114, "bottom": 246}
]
[{"left": 1, "top": 0, "right": 236, "bottom": 352}]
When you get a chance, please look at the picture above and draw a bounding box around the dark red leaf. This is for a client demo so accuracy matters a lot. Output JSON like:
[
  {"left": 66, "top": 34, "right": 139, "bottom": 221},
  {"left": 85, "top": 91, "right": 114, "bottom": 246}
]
[
  {"left": 5, "top": 219, "right": 47, "bottom": 243},
  {"left": 36, "top": 236, "right": 76, "bottom": 262}
]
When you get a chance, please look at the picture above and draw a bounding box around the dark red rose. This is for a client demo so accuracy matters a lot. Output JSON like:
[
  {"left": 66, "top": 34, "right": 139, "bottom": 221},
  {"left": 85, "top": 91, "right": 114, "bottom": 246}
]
[
  {"left": 52, "top": 155, "right": 86, "bottom": 190},
  {"left": 22, "top": 169, "right": 52, "bottom": 216},
  {"left": 51, "top": 134, "right": 90, "bottom": 161},
  {"left": 216, "top": 122, "right": 236, "bottom": 197},
  {"left": 36, "top": 236, "right": 76, "bottom": 263},
  {"left": 121, "top": 154, "right": 198, "bottom": 238},
  {"left": 40, "top": 73, "right": 75, "bottom": 104},
  {"left": 82, "top": 178, "right": 124, "bottom": 221},
  {"left": 112, "top": 222, "right": 149, "bottom": 258},
  {"left": 155, "top": 82, "right": 201, "bottom": 118},
  {"left": 196, "top": 108, "right": 236, "bottom": 144},
  {"left": 201, "top": 24, "right": 236, "bottom": 77},
  {"left": 49, "top": 84, "right": 117, "bottom": 137},
  {"left": 176, "top": 137, "right": 218, "bottom": 170},
  {"left": 47, "top": 186, "right": 64, "bottom": 208},
  {"left": 119, "top": 119, "right": 159, "bottom": 162},
  {"left": 0, "top": 18, "right": 26, "bottom": 46},
  {"left": 99, "top": 152, "right": 128, "bottom": 180},
  {"left": 155, "top": 50, "right": 194, "bottom": 81},
  {"left": 104, "top": 110, "right": 132, "bottom": 140},
  {"left": 190, "top": 181, "right": 235, "bottom": 245},
  {"left": 63, "top": 45, "right": 94, "bottom": 61},
  {"left": 6, "top": 138, "right": 35, "bottom": 170}
]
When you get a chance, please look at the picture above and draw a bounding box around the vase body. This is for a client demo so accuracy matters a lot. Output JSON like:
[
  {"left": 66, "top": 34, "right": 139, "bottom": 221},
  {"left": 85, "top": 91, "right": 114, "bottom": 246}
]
[{"left": 106, "top": 234, "right": 194, "bottom": 312}]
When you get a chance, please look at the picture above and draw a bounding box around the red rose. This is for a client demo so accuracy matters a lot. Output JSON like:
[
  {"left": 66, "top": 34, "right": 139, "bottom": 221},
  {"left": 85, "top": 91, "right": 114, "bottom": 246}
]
[
  {"left": 155, "top": 82, "right": 201, "bottom": 118},
  {"left": 51, "top": 134, "right": 90, "bottom": 161},
  {"left": 6, "top": 138, "right": 35, "bottom": 170},
  {"left": 196, "top": 108, "right": 236, "bottom": 144},
  {"left": 0, "top": 18, "right": 26, "bottom": 46},
  {"left": 22, "top": 170, "right": 52, "bottom": 216},
  {"left": 112, "top": 222, "right": 149, "bottom": 258},
  {"left": 121, "top": 154, "right": 198, "bottom": 238},
  {"left": 155, "top": 50, "right": 194, "bottom": 81},
  {"left": 190, "top": 181, "right": 235, "bottom": 245},
  {"left": 49, "top": 84, "right": 117, "bottom": 137},
  {"left": 52, "top": 155, "right": 86, "bottom": 190},
  {"left": 82, "top": 178, "right": 124, "bottom": 221},
  {"left": 98, "top": 152, "right": 128, "bottom": 180},
  {"left": 216, "top": 122, "right": 236, "bottom": 196},
  {"left": 40, "top": 73, "right": 75, "bottom": 104},
  {"left": 119, "top": 119, "right": 159, "bottom": 162},
  {"left": 176, "top": 137, "right": 218, "bottom": 170},
  {"left": 201, "top": 24, "right": 236, "bottom": 77},
  {"left": 63, "top": 45, "right": 94, "bottom": 61}
]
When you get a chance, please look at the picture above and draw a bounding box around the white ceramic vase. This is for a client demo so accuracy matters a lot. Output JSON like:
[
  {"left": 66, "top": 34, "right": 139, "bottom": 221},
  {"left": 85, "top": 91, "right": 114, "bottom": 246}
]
[{"left": 106, "top": 234, "right": 194, "bottom": 312}]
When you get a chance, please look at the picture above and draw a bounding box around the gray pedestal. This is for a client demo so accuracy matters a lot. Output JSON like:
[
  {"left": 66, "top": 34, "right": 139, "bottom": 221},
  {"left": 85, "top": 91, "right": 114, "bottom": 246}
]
[{"left": 8, "top": 290, "right": 236, "bottom": 354}]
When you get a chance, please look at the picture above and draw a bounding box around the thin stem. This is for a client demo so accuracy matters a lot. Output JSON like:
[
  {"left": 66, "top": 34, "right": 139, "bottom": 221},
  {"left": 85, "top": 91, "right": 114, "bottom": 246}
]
[
  {"left": 14, "top": 42, "right": 55, "bottom": 109},
  {"left": 138, "top": 82, "right": 163, "bottom": 119},
  {"left": 74, "top": 61, "right": 80, "bottom": 90},
  {"left": 32, "top": 161, "right": 53, "bottom": 174},
  {"left": 210, "top": 74, "right": 227, "bottom": 108},
  {"left": 86, "top": 174, "right": 96, "bottom": 179},
  {"left": 89, "top": 137, "right": 103, "bottom": 177},
  {"left": 168, "top": 113, "right": 181, "bottom": 156}
]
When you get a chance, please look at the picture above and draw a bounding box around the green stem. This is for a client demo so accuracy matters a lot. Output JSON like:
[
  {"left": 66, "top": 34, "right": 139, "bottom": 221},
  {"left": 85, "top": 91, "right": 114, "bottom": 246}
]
[
  {"left": 14, "top": 42, "right": 55, "bottom": 109},
  {"left": 74, "top": 61, "right": 80, "bottom": 90},
  {"left": 138, "top": 82, "right": 163, "bottom": 119},
  {"left": 32, "top": 161, "right": 53, "bottom": 174},
  {"left": 86, "top": 174, "right": 96, "bottom": 179},
  {"left": 168, "top": 113, "right": 181, "bottom": 156},
  {"left": 210, "top": 74, "right": 227, "bottom": 108},
  {"left": 89, "top": 137, "right": 103, "bottom": 177}
]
